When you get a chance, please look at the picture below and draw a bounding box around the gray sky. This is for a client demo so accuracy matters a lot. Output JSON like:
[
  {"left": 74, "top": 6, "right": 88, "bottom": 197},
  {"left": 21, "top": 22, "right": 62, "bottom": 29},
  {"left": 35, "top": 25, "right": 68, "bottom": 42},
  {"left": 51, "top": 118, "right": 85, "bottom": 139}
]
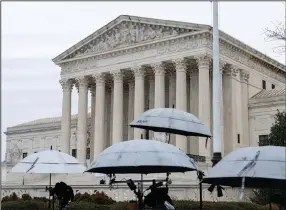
[{"left": 2, "top": 1, "right": 285, "bottom": 160}]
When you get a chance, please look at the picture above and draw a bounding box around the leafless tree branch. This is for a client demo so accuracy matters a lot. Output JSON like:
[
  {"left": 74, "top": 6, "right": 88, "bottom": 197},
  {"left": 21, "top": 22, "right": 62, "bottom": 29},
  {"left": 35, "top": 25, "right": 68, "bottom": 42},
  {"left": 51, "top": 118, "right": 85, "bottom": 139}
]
[{"left": 263, "top": 2, "right": 286, "bottom": 53}]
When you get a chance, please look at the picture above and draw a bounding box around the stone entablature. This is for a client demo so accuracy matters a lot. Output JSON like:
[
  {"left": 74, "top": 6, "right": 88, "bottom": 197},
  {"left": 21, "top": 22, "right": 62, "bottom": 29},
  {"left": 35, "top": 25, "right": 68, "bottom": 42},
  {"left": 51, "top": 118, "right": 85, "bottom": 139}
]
[
  {"left": 57, "top": 30, "right": 285, "bottom": 84},
  {"left": 52, "top": 15, "right": 285, "bottom": 84}
]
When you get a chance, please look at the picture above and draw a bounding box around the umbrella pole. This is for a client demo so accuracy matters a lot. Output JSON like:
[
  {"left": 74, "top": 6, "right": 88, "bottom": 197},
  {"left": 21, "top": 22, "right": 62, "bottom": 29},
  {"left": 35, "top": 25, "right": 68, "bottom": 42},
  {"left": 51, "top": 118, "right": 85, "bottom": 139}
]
[
  {"left": 269, "top": 188, "right": 272, "bottom": 210},
  {"left": 198, "top": 171, "right": 203, "bottom": 210},
  {"left": 199, "top": 182, "right": 203, "bottom": 209},
  {"left": 48, "top": 173, "right": 51, "bottom": 209}
]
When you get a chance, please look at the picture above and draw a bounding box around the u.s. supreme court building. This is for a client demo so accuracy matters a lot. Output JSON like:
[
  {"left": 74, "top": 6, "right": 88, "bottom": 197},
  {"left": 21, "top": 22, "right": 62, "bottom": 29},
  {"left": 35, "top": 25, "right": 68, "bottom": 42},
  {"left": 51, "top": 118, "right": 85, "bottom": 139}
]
[{"left": 2, "top": 15, "right": 286, "bottom": 201}]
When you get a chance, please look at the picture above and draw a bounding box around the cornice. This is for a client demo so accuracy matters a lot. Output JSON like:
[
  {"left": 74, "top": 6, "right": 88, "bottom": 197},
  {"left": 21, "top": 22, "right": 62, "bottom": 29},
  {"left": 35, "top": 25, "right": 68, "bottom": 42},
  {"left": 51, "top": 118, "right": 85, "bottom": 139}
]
[
  {"left": 217, "top": 30, "right": 285, "bottom": 72},
  {"left": 248, "top": 100, "right": 286, "bottom": 109},
  {"left": 249, "top": 95, "right": 286, "bottom": 106},
  {"left": 5, "top": 118, "right": 82, "bottom": 135},
  {"left": 58, "top": 30, "right": 285, "bottom": 85}
]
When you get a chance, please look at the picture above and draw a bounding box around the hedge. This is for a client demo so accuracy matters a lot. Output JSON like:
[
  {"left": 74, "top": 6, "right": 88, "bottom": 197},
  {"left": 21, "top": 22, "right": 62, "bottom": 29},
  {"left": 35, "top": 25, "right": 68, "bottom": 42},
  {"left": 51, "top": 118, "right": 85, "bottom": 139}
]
[{"left": 1, "top": 200, "right": 279, "bottom": 210}]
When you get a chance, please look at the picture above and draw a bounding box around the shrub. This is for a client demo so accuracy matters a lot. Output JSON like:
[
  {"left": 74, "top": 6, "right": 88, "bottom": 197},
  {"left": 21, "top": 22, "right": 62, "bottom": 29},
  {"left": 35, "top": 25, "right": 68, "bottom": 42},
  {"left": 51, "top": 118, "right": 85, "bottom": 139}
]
[
  {"left": 67, "top": 202, "right": 110, "bottom": 210},
  {"left": 2, "top": 200, "right": 49, "bottom": 210},
  {"left": 73, "top": 191, "right": 116, "bottom": 205},
  {"left": 1, "top": 192, "right": 20, "bottom": 202},
  {"left": 21, "top": 194, "right": 32, "bottom": 201},
  {"left": 33, "top": 196, "right": 49, "bottom": 203}
]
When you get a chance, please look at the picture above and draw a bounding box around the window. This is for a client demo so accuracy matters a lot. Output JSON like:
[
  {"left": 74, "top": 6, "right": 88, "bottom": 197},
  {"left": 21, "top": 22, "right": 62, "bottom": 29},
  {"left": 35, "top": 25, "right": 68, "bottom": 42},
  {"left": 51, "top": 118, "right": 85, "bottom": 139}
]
[
  {"left": 237, "top": 134, "right": 240, "bottom": 144},
  {"left": 259, "top": 135, "right": 268, "bottom": 144},
  {"left": 272, "top": 84, "right": 275, "bottom": 89},
  {"left": 22, "top": 153, "right": 27, "bottom": 159},
  {"left": 262, "top": 80, "right": 266, "bottom": 89},
  {"left": 72, "top": 149, "right": 77, "bottom": 158},
  {"left": 86, "top": 148, "right": 90, "bottom": 160}
]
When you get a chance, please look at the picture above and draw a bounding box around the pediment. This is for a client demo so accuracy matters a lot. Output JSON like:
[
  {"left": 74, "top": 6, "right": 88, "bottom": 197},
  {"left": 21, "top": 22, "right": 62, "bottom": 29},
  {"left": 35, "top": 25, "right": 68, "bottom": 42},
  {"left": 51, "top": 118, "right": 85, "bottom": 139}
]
[{"left": 53, "top": 15, "right": 209, "bottom": 63}]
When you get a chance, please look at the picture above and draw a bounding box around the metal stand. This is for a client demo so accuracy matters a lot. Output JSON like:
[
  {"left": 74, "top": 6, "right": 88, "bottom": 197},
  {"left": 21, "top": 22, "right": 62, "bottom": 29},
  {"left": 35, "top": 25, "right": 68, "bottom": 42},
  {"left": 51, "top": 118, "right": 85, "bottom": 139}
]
[
  {"left": 197, "top": 171, "right": 204, "bottom": 210},
  {"left": 109, "top": 174, "right": 171, "bottom": 210}
]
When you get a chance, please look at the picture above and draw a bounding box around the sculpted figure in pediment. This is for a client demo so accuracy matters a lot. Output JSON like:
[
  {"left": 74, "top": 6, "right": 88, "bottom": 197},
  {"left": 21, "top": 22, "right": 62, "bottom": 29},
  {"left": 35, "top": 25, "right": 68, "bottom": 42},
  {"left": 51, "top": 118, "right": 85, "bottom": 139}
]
[{"left": 129, "top": 24, "right": 137, "bottom": 43}]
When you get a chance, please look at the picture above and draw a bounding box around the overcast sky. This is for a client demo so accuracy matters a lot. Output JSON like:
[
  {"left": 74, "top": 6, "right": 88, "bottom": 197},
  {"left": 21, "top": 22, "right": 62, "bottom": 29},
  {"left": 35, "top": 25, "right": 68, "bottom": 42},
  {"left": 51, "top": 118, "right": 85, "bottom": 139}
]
[{"left": 1, "top": 1, "right": 285, "bottom": 160}]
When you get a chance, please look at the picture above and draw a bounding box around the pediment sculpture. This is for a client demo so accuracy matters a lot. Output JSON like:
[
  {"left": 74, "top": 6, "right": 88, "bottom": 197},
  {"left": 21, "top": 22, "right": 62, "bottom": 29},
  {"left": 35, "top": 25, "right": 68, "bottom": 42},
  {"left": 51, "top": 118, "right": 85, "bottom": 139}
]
[{"left": 65, "top": 21, "right": 192, "bottom": 59}]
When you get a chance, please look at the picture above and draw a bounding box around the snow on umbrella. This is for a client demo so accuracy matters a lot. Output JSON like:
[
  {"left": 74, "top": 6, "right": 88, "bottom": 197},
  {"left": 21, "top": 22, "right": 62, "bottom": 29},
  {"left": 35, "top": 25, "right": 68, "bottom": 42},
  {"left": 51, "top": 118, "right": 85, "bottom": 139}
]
[
  {"left": 203, "top": 146, "right": 286, "bottom": 199},
  {"left": 129, "top": 108, "right": 211, "bottom": 138},
  {"left": 85, "top": 139, "right": 198, "bottom": 174}
]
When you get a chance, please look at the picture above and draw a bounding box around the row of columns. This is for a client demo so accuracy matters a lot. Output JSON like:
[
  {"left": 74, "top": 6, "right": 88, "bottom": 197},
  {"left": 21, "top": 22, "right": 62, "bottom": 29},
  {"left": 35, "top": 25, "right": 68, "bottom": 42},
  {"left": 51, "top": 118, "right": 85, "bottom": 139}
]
[{"left": 60, "top": 55, "right": 250, "bottom": 163}]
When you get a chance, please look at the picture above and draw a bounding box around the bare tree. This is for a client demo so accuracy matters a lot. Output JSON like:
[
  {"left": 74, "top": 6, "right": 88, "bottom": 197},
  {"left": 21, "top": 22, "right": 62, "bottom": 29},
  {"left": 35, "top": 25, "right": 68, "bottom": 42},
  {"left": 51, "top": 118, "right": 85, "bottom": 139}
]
[{"left": 264, "top": 2, "right": 286, "bottom": 53}]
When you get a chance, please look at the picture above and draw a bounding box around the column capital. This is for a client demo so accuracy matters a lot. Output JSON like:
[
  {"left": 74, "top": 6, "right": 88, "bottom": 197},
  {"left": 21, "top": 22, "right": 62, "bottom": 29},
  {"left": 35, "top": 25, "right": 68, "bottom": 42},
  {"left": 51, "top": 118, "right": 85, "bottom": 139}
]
[
  {"left": 92, "top": 73, "right": 105, "bottom": 86},
  {"left": 194, "top": 54, "right": 211, "bottom": 67},
  {"left": 89, "top": 85, "right": 96, "bottom": 97},
  {"left": 75, "top": 76, "right": 89, "bottom": 88},
  {"left": 59, "top": 79, "right": 73, "bottom": 91},
  {"left": 223, "top": 65, "right": 239, "bottom": 78},
  {"left": 150, "top": 63, "right": 165, "bottom": 76},
  {"left": 219, "top": 60, "right": 228, "bottom": 74},
  {"left": 110, "top": 70, "right": 123, "bottom": 82},
  {"left": 240, "top": 69, "right": 249, "bottom": 83},
  {"left": 131, "top": 66, "right": 145, "bottom": 78},
  {"left": 173, "top": 58, "right": 187, "bottom": 72}
]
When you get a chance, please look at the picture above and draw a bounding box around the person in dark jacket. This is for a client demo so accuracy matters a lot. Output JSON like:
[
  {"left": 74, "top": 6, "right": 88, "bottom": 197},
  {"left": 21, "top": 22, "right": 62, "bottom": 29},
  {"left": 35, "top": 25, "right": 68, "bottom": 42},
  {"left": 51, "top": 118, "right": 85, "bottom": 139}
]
[{"left": 50, "top": 182, "right": 74, "bottom": 210}]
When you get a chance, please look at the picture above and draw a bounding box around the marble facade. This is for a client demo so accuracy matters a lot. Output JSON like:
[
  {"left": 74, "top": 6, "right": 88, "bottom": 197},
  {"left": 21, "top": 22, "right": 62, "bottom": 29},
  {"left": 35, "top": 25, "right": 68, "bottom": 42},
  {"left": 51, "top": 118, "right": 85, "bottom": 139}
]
[{"left": 3, "top": 15, "right": 286, "bottom": 201}]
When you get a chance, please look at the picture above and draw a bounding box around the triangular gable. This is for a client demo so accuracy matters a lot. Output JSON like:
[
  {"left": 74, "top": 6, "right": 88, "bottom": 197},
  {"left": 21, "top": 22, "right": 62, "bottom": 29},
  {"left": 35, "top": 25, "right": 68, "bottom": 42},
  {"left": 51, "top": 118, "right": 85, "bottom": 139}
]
[{"left": 52, "top": 15, "right": 210, "bottom": 63}]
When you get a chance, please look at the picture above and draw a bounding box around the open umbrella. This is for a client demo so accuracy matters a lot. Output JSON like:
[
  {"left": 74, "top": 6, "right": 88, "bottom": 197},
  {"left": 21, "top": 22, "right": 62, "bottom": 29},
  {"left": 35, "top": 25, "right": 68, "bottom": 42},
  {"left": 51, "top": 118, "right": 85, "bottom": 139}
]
[
  {"left": 129, "top": 108, "right": 211, "bottom": 138},
  {"left": 86, "top": 139, "right": 198, "bottom": 210},
  {"left": 10, "top": 146, "right": 86, "bottom": 209},
  {"left": 86, "top": 139, "right": 198, "bottom": 174},
  {"left": 130, "top": 108, "right": 212, "bottom": 209},
  {"left": 203, "top": 146, "right": 286, "bottom": 208}
]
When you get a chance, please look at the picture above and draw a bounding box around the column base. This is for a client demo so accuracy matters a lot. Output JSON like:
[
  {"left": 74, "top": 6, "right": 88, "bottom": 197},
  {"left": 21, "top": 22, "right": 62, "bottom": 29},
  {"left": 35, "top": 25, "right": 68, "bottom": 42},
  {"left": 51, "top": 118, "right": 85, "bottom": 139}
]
[{"left": 211, "top": 152, "right": 222, "bottom": 167}]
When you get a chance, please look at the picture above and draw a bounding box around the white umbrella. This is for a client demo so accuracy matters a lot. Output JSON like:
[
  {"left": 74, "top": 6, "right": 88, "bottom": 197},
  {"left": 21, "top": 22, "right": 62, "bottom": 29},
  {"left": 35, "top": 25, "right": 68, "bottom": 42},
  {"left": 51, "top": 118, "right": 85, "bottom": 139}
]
[
  {"left": 10, "top": 147, "right": 86, "bottom": 209},
  {"left": 86, "top": 139, "right": 198, "bottom": 174},
  {"left": 129, "top": 108, "right": 211, "bottom": 138},
  {"left": 10, "top": 150, "right": 86, "bottom": 174},
  {"left": 203, "top": 146, "right": 286, "bottom": 201}
]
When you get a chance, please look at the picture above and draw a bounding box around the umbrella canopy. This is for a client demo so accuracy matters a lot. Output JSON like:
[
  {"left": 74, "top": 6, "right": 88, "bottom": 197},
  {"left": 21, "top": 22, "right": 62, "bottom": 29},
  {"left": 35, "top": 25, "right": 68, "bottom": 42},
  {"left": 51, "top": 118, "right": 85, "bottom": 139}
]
[
  {"left": 129, "top": 108, "right": 211, "bottom": 137},
  {"left": 203, "top": 146, "right": 286, "bottom": 189},
  {"left": 10, "top": 150, "right": 86, "bottom": 174},
  {"left": 86, "top": 139, "right": 198, "bottom": 174}
]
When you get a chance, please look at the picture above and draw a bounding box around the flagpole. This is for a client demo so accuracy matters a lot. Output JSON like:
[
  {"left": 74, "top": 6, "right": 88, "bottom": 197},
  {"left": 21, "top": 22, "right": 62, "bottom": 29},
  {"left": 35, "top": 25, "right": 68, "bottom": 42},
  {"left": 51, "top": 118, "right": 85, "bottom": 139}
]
[{"left": 212, "top": 0, "right": 222, "bottom": 166}]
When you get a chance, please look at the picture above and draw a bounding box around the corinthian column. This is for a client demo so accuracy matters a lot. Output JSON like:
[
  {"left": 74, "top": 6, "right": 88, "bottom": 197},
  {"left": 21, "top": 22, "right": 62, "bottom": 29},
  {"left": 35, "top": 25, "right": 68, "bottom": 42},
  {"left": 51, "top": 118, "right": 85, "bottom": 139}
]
[
  {"left": 128, "top": 80, "right": 135, "bottom": 140},
  {"left": 222, "top": 64, "right": 238, "bottom": 155},
  {"left": 60, "top": 79, "right": 73, "bottom": 154},
  {"left": 219, "top": 61, "right": 226, "bottom": 156},
  {"left": 90, "top": 85, "right": 96, "bottom": 162},
  {"left": 240, "top": 70, "right": 250, "bottom": 146},
  {"left": 75, "top": 76, "right": 89, "bottom": 163},
  {"left": 93, "top": 73, "right": 106, "bottom": 158},
  {"left": 151, "top": 63, "right": 165, "bottom": 140},
  {"left": 132, "top": 66, "right": 145, "bottom": 139},
  {"left": 111, "top": 70, "right": 124, "bottom": 144},
  {"left": 173, "top": 58, "right": 187, "bottom": 152},
  {"left": 168, "top": 71, "right": 176, "bottom": 145},
  {"left": 195, "top": 55, "right": 211, "bottom": 157}
]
